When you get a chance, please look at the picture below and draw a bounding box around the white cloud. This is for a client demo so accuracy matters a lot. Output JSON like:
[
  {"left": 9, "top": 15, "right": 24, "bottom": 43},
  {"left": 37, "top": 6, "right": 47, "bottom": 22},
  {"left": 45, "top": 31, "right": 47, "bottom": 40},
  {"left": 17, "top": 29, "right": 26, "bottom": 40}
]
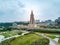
[{"left": 0, "top": 0, "right": 60, "bottom": 22}]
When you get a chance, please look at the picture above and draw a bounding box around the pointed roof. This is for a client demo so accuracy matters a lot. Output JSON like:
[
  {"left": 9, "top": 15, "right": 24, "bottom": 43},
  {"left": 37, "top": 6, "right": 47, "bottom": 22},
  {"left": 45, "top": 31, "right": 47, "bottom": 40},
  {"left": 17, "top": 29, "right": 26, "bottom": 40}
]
[{"left": 31, "top": 10, "right": 34, "bottom": 15}]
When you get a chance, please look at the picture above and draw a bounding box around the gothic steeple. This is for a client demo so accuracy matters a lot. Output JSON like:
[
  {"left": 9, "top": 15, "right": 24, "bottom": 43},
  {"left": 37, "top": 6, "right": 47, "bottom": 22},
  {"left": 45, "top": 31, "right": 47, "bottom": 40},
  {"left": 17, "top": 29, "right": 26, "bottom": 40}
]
[{"left": 30, "top": 10, "right": 35, "bottom": 24}]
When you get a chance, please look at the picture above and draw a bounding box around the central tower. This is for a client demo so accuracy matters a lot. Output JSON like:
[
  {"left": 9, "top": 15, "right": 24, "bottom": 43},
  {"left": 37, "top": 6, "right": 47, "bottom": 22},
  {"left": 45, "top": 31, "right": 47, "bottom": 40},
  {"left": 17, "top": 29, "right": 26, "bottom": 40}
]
[
  {"left": 28, "top": 10, "right": 39, "bottom": 28},
  {"left": 30, "top": 10, "right": 35, "bottom": 24},
  {"left": 28, "top": 10, "right": 36, "bottom": 28}
]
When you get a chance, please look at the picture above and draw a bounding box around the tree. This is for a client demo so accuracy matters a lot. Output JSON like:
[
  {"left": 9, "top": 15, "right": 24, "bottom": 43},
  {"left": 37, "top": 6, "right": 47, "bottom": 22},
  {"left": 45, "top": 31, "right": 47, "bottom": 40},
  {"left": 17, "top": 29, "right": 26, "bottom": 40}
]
[{"left": 55, "top": 17, "right": 60, "bottom": 26}]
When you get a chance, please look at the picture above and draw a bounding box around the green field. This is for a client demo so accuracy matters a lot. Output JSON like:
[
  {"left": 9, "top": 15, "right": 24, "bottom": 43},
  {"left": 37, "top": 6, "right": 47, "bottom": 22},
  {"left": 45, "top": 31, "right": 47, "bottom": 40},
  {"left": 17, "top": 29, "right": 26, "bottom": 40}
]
[
  {"left": 11, "top": 33, "right": 42, "bottom": 45},
  {"left": 47, "top": 35, "right": 56, "bottom": 39},
  {"left": 0, "top": 30, "right": 22, "bottom": 38},
  {"left": 0, "top": 33, "right": 49, "bottom": 45}
]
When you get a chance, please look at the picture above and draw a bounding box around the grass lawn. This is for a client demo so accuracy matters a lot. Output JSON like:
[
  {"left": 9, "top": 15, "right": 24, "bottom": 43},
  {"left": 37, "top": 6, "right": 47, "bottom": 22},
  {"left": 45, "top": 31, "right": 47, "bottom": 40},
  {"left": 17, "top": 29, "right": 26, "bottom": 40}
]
[
  {"left": 47, "top": 35, "right": 56, "bottom": 39},
  {"left": 10, "top": 33, "right": 49, "bottom": 45},
  {"left": 0, "top": 30, "right": 22, "bottom": 38},
  {"left": 35, "top": 32, "right": 56, "bottom": 39},
  {"left": 0, "top": 33, "right": 49, "bottom": 45},
  {"left": 10, "top": 33, "right": 43, "bottom": 45}
]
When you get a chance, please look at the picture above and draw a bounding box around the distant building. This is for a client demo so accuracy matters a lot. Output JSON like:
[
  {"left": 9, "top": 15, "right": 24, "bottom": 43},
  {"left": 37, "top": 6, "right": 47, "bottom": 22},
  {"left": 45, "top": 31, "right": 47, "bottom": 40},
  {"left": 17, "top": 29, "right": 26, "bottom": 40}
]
[
  {"left": 35, "top": 20, "right": 40, "bottom": 24},
  {"left": 37, "top": 20, "right": 53, "bottom": 26},
  {"left": 45, "top": 20, "right": 53, "bottom": 24},
  {"left": 55, "top": 17, "right": 60, "bottom": 26},
  {"left": 39, "top": 22, "right": 50, "bottom": 26},
  {"left": 12, "top": 22, "right": 17, "bottom": 28}
]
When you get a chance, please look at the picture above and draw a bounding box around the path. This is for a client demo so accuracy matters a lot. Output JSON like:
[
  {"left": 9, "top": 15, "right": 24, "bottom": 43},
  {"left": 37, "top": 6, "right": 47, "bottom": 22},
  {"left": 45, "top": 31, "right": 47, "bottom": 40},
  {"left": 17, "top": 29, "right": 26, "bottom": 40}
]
[
  {"left": 36, "top": 33, "right": 60, "bottom": 45},
  {"left": 0, "top": 30, "right": 29, "bottom": 43}
]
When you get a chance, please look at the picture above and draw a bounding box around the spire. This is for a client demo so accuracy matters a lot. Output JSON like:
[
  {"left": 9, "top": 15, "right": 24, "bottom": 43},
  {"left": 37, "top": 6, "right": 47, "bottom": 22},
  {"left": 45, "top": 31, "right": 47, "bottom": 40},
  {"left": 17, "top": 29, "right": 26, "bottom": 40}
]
[
  {"left": 31, "top": 10, "right": 33, "bottom": 14},
  {"left": 30, "top": 10, "right": 35, "bottom": 24}
]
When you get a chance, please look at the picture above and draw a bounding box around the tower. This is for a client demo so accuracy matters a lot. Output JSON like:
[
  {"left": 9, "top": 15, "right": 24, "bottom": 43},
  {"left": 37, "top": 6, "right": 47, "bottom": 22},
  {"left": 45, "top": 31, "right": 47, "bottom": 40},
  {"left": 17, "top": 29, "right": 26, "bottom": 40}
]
[
  {"left": 30, "top": 11, "right": 35, "bottom": 24},
  {"left": 28, "top": 10, "right": 35, "bottom": 28},
  {"left": 28, "top": 10, "right": 39, "bottom": 28}
]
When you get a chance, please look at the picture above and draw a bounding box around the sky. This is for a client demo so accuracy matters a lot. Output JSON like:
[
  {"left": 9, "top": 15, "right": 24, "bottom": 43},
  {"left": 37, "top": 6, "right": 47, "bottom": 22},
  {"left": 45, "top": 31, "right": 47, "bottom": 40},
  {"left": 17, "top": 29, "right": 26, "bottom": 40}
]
[{"left": 0, "top": 0, "right": 60, "bottom": 22}]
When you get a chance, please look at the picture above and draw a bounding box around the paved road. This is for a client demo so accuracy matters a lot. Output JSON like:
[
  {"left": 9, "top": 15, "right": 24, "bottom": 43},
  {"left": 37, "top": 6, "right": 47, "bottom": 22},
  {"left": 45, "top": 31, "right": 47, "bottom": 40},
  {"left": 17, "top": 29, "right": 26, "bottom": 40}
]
[{"left": 36, "top": 33, "right": 60, "bottom": 45}]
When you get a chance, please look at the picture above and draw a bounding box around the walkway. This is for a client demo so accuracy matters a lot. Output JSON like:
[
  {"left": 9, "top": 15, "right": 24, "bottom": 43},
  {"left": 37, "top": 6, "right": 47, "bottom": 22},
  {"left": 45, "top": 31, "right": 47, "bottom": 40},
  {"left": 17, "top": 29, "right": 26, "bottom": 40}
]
[
  {"left": 0, "top": 31, "right": 29, "bottom": 43},
  {"left": 36, "top": 33, "right": 60, "bottom": 45}
]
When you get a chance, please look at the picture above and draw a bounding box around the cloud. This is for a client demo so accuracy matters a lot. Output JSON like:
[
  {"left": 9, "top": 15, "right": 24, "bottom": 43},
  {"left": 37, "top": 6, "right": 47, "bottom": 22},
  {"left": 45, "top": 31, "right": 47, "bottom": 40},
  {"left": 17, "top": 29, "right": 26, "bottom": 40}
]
[
  {"left": 0, "top": 0, "right": 60, "bottom": 22},
  {"left": 0, "top": 0, "right": 25, "bottom": 22}
]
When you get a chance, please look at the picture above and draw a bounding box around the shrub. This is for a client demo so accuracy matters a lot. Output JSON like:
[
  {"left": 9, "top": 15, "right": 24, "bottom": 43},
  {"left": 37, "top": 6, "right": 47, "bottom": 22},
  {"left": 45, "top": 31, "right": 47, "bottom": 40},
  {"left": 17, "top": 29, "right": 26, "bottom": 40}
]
[
  {"left": 0, "top": 37, "right": 16, "bottom": 45},
  {"left": 58, "top": 38, "right": 60, "bottom": 43},
  {"left": 28, "top": 29, "right": 60, "bottom": 34},
  {"left": 47, "top": 35, "right": 56, "bottom": 39},
  {"left": 31, "top": 38, "right": 49, "bottom": 45},
  {"left": 18, "top": 32, "right": 22, "bottom": 35}
]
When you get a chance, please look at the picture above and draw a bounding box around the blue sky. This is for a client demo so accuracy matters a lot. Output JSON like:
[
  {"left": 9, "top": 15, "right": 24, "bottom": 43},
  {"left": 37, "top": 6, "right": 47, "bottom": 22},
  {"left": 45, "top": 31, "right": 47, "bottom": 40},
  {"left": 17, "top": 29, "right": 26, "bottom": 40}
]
[{"left": 0, "top": 0, "right": 60, "bottom": 22}]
